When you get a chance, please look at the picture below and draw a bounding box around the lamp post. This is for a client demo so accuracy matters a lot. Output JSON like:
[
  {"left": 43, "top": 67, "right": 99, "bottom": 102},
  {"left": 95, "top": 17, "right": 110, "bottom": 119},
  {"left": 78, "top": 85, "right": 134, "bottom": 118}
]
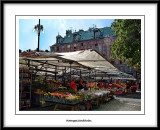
[{"left": 33, "top": 19, "right": 44, "bottom": 52}]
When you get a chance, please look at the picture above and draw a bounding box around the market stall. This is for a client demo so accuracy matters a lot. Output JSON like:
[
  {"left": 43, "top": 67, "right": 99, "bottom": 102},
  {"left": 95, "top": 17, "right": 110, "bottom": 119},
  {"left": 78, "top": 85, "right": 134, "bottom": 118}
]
[{"left": 19, "top": 49, "right": 136, "bottom": 111}]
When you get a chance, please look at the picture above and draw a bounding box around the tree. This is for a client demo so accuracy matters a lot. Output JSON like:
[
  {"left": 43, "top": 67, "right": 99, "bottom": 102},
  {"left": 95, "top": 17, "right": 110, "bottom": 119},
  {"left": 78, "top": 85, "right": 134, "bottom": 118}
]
[{"left": 110, "top": 19, "right": 141, "bottom": 70}]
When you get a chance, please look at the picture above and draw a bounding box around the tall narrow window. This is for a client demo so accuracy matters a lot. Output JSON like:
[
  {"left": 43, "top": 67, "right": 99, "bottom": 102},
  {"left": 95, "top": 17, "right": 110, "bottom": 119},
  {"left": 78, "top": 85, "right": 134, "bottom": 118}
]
[
  {"left": 103, "top": 46, "right": 106, "bottom": 51},
  {"left": 94, "top": 31, "right": 100, "bottom": 38},
  {"left": 57, "top": 38, "right": 60, "bottom": 43},
  {"left": 74, "top": 35, "right": 78, "bottom": 42},
  {"left": 95, "top": 47, "right": 98, "bottom": 51},
  {"left": 95, "top": 41, "right": 98, "bottom": 46},
  {"left": 74, "top": 44, "right": 77, "bottom": 50}
]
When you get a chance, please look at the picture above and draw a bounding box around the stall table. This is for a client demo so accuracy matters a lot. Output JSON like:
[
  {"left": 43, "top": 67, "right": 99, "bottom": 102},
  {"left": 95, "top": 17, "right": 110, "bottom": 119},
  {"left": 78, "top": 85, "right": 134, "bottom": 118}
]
[{"left": 44, "top": 101, "right": 81, "bottom": 111}]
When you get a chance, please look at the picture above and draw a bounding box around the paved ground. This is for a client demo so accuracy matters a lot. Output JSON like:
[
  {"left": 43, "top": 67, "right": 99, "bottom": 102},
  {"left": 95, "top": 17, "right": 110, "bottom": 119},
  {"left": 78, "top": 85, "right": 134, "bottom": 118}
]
[
  {"left": 93, "top": 92, "right": 141, "bottom": 111},
  {"left": 23, "top": 92, "right": 141, "bottom": 111}
]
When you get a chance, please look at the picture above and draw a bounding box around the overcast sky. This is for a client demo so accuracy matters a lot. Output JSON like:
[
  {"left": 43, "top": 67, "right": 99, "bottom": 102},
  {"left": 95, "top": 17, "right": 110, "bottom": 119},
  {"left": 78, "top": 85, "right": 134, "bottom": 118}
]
[{"left": 19, "top": 19, "right": 114, "bottom": 51}]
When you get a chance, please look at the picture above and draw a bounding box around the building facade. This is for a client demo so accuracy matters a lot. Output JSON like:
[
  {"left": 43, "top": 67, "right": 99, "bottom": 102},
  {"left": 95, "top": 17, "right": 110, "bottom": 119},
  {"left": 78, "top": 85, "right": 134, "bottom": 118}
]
[{"left": 50, "top": 27, "right": 137, "bottom": 77}]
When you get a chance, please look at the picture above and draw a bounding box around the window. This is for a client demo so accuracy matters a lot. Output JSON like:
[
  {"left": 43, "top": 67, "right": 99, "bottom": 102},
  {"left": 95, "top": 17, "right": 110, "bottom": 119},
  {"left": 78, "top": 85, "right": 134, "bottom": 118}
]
[
  {"left": 52, "top": 47, "right": 55, "bottom": 51},
  {"left": 74, "top": 35, "right": 78, "bottom": 41},
  {"left": 88, "top": 42, "right": 90, "bottom": 45},
  {"left": 102, "top": 40, "right": 104, "bottom": 44},
  {"left": 102, "top": 46, "right": 106, "bottom": 51},
  {"left": 95, "top": 47, "right": 98, "bottom": 51},
  {"left": 62, "top": 46, "right": 65, "bottom": 49},
  {"left": 51, "top": 47, "right": 54, "bottom": 52},
  {"left": 67, "top": 45, "right": 70, "bottom": 48},
  {"left": 74, "top": 44, "right": 77, "bottom": 50},
  {"left": 95, "top": 41, "right": 98, "bottom": 46},
  {"left": 95, "top": 31, "right": 100, "bottom": 38}
]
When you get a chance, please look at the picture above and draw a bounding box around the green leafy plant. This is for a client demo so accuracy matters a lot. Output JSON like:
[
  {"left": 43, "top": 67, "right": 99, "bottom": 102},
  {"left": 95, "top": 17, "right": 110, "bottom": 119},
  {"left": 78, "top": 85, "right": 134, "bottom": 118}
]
[{"left": 33, "top": 76, "right": 49, "bottom": 92}]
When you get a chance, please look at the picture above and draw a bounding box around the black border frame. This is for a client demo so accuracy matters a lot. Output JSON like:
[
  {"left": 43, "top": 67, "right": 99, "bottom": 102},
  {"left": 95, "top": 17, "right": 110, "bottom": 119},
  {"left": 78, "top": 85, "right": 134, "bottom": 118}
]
[{"left": 1, "top": 0, "right": 159, "bottom": 128}]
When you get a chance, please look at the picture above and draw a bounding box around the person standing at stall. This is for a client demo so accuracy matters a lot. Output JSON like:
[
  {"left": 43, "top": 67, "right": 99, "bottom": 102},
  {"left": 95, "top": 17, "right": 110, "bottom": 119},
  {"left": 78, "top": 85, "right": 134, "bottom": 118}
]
[
  {"left": 71, "top": 77, "right": 77, "bottom": 91},
  {"left": 117, "top": 79, "right": 120, "bottom": 84},
  {"left": 77, "top": 77, "right": 85, "bottom": 91},
  {"left": 126, "top": 80, "right": 131, "bottom": 93}
]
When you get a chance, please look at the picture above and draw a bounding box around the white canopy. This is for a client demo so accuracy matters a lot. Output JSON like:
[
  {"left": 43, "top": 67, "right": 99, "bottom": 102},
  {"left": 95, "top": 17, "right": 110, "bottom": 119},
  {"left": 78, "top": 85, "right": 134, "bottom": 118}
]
[
  {"left": 19, "top": 49, "right": 136, "bottom": 80},
  {"left": 55, "top": 49, "right": 120, "bottom": 74}
]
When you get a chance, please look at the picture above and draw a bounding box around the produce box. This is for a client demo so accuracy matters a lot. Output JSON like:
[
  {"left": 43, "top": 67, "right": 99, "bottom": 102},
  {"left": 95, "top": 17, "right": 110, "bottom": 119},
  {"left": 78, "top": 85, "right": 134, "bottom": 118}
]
[{"left": 43, "top": 92, "right": 81, "bottom": 105}]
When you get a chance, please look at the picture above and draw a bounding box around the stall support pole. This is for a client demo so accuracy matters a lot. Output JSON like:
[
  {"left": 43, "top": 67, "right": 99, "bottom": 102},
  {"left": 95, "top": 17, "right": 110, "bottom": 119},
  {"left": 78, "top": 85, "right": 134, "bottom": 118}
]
[
  {"left": 95, "top": 71, "right": 96, "bottom": 82},
  {"left": 28, "top": 60, "right": 30, "bottom": 67},
  {"left": 89, "top": 69, "right": 91, "bottom": 82},
  {"left": 62, "top": 70, "right": 64, "bottom": 82},
  {"left": 70, "top": 62, "right": 72, "bottom": 87},
  {"left": 45, "top": 61, "right": 48, "bottom": 80},
  {"left": 80, "top": 70, "right": 81, "bottom": 77},
  {"left": 55, "top": 66, "right": 57, "bottom": 80},
  {"left": 64, "top": 67, "right": 66, "bottom": 86},
  {"left": 94, "top": 71, "right": 96, "bottom": 91}
]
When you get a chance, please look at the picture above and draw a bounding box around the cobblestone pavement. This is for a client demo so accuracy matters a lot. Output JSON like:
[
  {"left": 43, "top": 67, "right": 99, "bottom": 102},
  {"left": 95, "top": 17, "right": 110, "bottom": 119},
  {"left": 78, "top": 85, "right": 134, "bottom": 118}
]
[{"left": 92, "top": 92, "right": 141, "bottom": 111}]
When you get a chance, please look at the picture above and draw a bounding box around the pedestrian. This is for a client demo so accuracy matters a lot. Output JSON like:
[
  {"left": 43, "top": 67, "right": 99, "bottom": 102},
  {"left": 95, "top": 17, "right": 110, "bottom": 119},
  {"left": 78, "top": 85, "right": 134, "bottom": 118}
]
[
  {"left": 110, "top": 78, "right": 112, "bottom": 84},
  {"left": 105, "top": 80, "right": 108, "bottom": 88},
  {"left": 77, "top": 77, "right": 85, "bottom": 91},
  {"left": 126, "top": 80, "right": 130, "bottom": 93},
  {"left": 136, "top": 81, "right": 139, "bottom": 90},
  {"left": 71, "top": 77, "right": 77, "bottom": 91},
  {"left": 117, "top": 79, "right": 120, "bottom": 84}
]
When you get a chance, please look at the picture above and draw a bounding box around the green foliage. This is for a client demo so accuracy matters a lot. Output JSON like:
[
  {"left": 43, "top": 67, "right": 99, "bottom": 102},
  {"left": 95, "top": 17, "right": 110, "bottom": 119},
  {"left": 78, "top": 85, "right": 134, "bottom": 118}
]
[
  {"left": 110, "top": 19, "right": 141, "bottom": 69},
  {"left": 33, "top": 76, "right": 52, "bottom": 92}
]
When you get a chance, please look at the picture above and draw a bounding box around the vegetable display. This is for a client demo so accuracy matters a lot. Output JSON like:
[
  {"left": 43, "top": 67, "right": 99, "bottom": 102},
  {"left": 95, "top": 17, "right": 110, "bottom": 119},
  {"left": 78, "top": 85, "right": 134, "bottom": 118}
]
[
  {"left": 44, "top": 92, "right": 81, "bottom": 104},
  {"left": 43, "top": 90, "right": 111, "bottom": 105}
]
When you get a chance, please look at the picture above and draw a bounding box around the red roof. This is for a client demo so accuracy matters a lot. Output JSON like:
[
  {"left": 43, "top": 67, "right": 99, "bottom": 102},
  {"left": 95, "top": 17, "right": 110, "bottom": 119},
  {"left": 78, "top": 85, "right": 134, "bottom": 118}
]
[{"left": 20, "top": 52, "right": 38, "bottom": 57}]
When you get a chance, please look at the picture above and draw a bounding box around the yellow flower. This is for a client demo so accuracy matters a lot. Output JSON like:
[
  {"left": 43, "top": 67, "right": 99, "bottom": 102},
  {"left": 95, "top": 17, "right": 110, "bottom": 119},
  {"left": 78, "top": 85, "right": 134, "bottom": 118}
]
[{"left": 40, "top": 100, "right": 45, "bottom": 104}]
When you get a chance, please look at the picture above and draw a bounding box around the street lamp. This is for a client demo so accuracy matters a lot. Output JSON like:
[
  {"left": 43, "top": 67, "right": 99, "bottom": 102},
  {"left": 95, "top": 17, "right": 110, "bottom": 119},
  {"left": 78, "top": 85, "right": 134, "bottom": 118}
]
[{"left": 33, "top": 19, "right": 44, "bottom": 52}]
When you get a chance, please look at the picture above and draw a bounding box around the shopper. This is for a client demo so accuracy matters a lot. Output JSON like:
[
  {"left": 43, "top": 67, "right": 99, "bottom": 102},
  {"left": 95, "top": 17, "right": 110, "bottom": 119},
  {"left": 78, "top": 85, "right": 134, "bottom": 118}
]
[
  {"left": 71, "top": 77, "right": 77, "bottom": 91},
  {"left": 77, "top": 77, "right": 85, "bottom": 91},
  {"left": 126, "top": 80, "right": 131, "bottom": 93},
  {"left": 136, "top": 81, "right": 139, "bottom": 90},
  {"left": 117, "top": 79, "right": 120, "bottom": 84},
  {"left": 110, "top": 78, "right": 112, "bottom": 84},
  {"left": 105, "top": 80, "right": 108, "bottom": 88},
  {"left": 97, "top": 81, "right": 101, "bottom": 90}
]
